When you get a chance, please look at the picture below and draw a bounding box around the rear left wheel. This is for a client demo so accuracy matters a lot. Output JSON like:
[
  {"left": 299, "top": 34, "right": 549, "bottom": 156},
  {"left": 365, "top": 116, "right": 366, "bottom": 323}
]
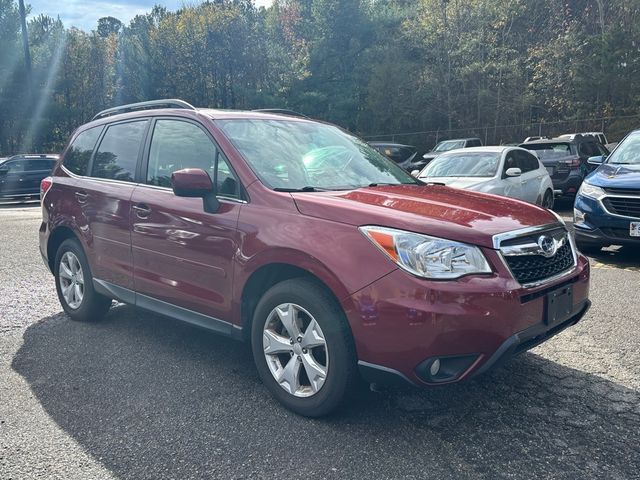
[{"left": 54, "top": 238, "right": 112, "bottom": 321}]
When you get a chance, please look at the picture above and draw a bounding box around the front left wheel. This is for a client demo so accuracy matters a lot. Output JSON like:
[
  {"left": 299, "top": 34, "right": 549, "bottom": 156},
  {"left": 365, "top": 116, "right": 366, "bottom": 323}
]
[
  {"left": 54, "top": 238, "right": 112, "bottom": 322},
  {"left": 542, "top": 189, "right": 554, "bottom": 209},
  {"left": 251, "top": 278, "right": 357, "bottom": 417}
]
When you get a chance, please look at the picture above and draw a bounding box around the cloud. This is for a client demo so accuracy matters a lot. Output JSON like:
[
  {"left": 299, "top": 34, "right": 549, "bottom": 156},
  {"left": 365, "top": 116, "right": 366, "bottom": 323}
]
[{"left": 26, "top": 0, "right": 273, "bottom": 31}]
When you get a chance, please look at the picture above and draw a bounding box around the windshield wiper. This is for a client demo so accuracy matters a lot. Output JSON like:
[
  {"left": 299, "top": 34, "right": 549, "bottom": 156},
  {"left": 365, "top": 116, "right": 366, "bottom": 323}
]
[{"left": 273, "top": 186, "right": 330, "bottom": 192}]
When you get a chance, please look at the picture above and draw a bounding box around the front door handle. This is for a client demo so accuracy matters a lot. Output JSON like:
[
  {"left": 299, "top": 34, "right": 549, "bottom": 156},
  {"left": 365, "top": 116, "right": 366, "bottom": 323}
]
[
  {"left": 75, "top": 191, "right": 88, "bottom": 203},
  {"left": 133, "top": 203, "right": 152, "bottom": 218}
]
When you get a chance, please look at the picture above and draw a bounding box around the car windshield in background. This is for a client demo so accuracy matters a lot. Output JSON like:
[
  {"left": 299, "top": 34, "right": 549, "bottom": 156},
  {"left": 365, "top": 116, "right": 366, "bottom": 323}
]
[
  {"left": 607, "top": 131, "right": 640, "bottom": 165},
  {"left": 419, "top": 152, "right": 500, "bottom": 178},
  {"left": 434, "top": 140, "right": 465, "bottom": 152},
  {"left": 217, "top": 119, "right": 418, "bottom": 190},
  {"left": 523, "top": 143, "right": 572, "bottom": 161}
]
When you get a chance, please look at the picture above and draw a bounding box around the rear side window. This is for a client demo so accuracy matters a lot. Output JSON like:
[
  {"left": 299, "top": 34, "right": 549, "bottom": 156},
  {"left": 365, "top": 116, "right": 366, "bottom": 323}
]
[
  {"left": 467, "top": 139, "right": 482, "bottom": 147},
  {"left": 26, "top": 159, "right": 54, "bottom": 171},
  {"left": 6, "top": 160, "right": 27, "bottom": 173},
  {"left": 63, "top": 127, "right": 102, "bottom": 176},
  {"left": 92, "top": 120, "right": 147, "bottom": 182}
]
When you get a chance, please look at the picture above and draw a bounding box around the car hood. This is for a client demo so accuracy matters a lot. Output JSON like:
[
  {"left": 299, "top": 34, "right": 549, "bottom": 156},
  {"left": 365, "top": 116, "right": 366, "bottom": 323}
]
[
  {"left": 586, "top": 163, "right": 640, "bottom": 189},
  {"left": 417, "top": 176, "right": 490, "bottom": 189},
  {"left": 291, "top": 185, "right": 557, "bottom": 249}
]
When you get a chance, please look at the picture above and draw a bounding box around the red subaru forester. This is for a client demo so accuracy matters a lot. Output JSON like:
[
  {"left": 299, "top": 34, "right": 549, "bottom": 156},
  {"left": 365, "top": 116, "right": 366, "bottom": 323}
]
[{"left": 40, "top": 100, "right": 591, "bottom": 416}]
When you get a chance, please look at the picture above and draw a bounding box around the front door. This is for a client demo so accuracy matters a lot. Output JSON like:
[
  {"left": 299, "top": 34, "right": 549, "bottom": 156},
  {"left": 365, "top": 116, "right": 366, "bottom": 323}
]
[
  {"left": 130, "top": 118, "right": 243, "bottom": 322},
  {"left": 502, "top": 151, "right": 524, "bottom": 200}
]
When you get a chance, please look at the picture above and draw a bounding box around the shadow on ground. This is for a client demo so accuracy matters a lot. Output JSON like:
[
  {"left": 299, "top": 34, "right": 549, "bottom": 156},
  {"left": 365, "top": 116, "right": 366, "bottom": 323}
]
[{"left": 12, "top": 307, "right": 640, "bottom": 479}]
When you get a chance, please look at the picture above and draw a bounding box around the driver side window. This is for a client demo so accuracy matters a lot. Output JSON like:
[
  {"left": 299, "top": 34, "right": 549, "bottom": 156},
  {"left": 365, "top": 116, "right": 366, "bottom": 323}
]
[
  {"left": 503, "top": 152, "right": 518, "bottom": 175},
  {"left": 147, "top": 119, "right": 241, "bottom": 199}
]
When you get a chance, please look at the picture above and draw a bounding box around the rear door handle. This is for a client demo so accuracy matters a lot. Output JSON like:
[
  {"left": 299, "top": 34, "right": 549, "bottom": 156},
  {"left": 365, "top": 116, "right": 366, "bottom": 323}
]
[
  {"left": 133, "top": 203, "right": 152, "bottom": 218},
  {"left": 75, "top": 191, "right": 88, "bottom": 203}
]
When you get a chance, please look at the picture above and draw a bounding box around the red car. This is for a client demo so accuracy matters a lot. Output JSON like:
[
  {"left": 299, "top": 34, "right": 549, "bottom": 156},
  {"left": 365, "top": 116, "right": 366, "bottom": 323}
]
[{"left": 39, "top": 99, "right": 591, "bottom": 416}]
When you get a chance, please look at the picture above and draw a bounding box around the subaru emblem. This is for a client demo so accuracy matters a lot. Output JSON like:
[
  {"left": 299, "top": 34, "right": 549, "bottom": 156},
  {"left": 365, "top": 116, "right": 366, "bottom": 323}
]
[{"left": 537, "top": 235, "right": 557, "bottom": 258}]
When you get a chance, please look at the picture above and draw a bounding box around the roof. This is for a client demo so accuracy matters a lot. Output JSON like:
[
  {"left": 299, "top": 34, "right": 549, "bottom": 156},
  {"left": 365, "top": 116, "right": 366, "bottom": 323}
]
[
  {"left": 368, "top": 142, "right": 415, "bottom": 148},
  {"left": 438, "top": 137, "right": 481, "bottom": 142},
  {"left": 437, "top": 146, "right": 513, "bottom": 154},
  {"left": 7, "top": 153, "right": 59, "bottom": 160}
]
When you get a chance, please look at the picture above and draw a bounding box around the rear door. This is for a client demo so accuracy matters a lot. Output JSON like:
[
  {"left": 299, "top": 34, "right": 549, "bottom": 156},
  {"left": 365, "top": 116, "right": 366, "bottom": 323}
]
[
  {"left": 0, "top": 159, "right": 29, "bottom": 196},
  {"left": 23, "top": 159, "right": 55, "bottom": 194},
  {"left": 130, "top": 117, "right": 243, "bottom": 324},
  {"left": 77, "top": 119, "right": 149, "bottom": 290}
]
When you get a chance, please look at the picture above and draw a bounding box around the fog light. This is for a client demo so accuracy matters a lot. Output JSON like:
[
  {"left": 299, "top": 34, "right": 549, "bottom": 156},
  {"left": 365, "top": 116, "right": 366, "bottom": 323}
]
[
  {"left": 430, "top": 359, "right": 441, "bottom": 376},
  {"left": 574, "top": 208, "right": 585, "bottom": 225}
]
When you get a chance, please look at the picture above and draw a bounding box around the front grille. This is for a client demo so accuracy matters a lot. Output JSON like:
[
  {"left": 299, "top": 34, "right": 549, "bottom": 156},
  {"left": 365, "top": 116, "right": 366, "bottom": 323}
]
[
  {"left": 603, "top": 197, "right": 640, "bottom": 218},
  {"left": 603, "top": 187, "right": 640, "bottom": 196},
  {"left": 600, "top": 227, "right": 640, "bottom": 241},
  {"left": 503, "top": 243, "right": 574, "bottom": 285}
]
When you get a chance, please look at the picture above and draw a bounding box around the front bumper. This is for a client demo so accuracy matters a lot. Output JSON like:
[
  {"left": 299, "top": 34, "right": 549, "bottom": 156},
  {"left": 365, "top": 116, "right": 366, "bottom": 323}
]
[
  {"left": 574, "top": 194, "right": 640, "bottom": 247},
  {"left": 345, "top": 251, "right": 590, "bottom": 387}
]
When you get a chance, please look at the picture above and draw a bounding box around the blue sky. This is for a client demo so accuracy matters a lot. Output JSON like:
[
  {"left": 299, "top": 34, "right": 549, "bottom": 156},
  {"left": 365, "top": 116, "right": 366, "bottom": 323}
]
[{"left": 26, "top": 0, "right": 273, "bottom": 31}]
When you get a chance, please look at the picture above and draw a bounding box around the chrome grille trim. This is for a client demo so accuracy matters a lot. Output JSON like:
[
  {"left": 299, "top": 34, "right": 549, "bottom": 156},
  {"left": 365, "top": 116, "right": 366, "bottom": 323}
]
[{"left": 493, "top": 223, "right": 578, "bottom": 288}]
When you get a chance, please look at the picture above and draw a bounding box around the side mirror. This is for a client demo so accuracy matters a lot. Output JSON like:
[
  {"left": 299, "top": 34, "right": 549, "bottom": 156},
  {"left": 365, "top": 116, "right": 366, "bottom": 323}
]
[
  {"left": 587, "top": 155, "right": 604, "bottom": 165},
  {"left": 505, "top": 167, "right": 522, "bottom": 177},
  {"left": 171, "top": 168, "right": 219, "bottom": 213},
  {"left": 411, "top": 169, "right": 420, "bottom": 178}
]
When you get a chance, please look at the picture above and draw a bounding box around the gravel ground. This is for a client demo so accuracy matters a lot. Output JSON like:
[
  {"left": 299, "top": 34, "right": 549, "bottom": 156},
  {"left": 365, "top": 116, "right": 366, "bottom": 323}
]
[{"left": 1, "top": 203, "right": 639, "bottom": 480}]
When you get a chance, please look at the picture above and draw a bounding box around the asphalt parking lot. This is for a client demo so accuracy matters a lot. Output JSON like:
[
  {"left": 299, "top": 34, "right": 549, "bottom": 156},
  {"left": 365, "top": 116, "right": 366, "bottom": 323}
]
[{"left": 1, "top": 202, "right": 639, "bottom": 480}]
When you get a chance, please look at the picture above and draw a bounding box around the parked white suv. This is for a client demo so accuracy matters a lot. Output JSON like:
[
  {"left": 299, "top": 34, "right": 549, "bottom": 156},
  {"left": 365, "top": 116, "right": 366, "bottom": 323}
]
[{"left": 413, "top": 146, "right": 555, "bottom": 208}]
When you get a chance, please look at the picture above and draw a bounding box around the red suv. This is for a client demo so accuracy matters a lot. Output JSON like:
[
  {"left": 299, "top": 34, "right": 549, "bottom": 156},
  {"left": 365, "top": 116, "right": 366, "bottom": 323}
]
[{"left": 40, "top": 100, "right": 591, "bottom": 416}]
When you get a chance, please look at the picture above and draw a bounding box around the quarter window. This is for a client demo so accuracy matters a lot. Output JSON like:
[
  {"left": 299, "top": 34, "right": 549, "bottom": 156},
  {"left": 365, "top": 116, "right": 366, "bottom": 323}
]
[
  {"left": 92, "top": 121, "right": 148, "bottom": 182},
  {"left": 147, "top": 119, "right": 241, "bottom": 199},
  {"left": 64, "top": 126, "right": 102, "bottom": 176}
]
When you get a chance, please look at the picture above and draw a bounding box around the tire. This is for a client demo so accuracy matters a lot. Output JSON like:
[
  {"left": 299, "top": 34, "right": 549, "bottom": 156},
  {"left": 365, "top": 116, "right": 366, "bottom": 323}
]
[
  {"left": 54, "top": 238, "right": 112, "bottom": 322},
  {"left": 251, "top": 278, "right": 357, "bottom": 417},
  {"left": 542, "top": 189, "right": 554, "bottom": 209}
]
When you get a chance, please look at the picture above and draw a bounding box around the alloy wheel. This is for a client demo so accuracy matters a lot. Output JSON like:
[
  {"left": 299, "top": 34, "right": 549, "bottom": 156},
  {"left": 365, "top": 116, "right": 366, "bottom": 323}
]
[
  {"left": 58, "top": 251, "right": 84, "bottom": 309},
  {"left": 263, "top": 303, "right": 328, "bottom": 397}
]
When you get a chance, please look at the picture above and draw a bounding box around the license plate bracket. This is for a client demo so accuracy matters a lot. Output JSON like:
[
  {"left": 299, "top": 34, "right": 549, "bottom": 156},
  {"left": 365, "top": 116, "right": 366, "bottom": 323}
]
[
  {"left": 630, "top": 222, "right": 640, "bottom": 237},
  {"left": 546, "top": 285, "right": 574, "bottom": 325}
]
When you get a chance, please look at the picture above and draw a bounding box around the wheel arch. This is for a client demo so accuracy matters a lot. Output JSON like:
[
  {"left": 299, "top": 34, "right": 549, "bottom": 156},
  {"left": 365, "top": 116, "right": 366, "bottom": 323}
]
[
  {"left": 238, "top": 259, "right": 351, "bottom": 343},
  {"left": 47, "top": 226, "right": 80, "bottom": 272}
]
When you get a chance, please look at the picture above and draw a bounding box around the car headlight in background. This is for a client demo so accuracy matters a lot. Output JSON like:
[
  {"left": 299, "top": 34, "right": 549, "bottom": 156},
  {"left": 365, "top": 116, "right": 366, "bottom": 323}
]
[
  {"left": 578, "top": 182, "right": 606, "bottom": 201},
  {"left": 359, "top": 226, "right": 491, "bottom": 279}
]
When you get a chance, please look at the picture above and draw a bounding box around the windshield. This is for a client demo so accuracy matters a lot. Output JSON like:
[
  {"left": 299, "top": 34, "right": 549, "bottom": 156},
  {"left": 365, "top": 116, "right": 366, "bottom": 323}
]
[
  {"left": 523, "top": 143, "right": 572, "bottom": 154},
  {"left": 607, "top": 131, "right": 640, "bottom": 165},
  {"left": 433, "top": 140, "right": 465, "bottom": 152},
  {"left": 419, "top": 152, "right": 500, "bottom": 178},
  {"left": 217, "top": 119, "right": 418, "bottom": 190}
]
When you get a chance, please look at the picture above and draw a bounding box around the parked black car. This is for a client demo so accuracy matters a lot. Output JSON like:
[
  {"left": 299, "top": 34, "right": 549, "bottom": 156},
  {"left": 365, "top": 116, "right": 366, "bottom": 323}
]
[
  {"left": 368, "top": 142, "right": 419, "bottom": 171},
  {"left": 420, "top": 137, "right": 483, "bottom": 169},
  {"left": 0, "top": 154, "right": 58, "bottom": 200},
  {"left": 519, "top": 135, "right": 608, "bottom": 197}
]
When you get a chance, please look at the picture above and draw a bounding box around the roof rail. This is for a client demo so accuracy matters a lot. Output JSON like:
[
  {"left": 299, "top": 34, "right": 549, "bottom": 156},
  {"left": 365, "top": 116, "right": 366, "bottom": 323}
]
[
  {"left": 252, "top": 108, "right": 309, "bottom": 119},
  {"left": 92, "top": 99, "right": 196, "bottom": 121}
]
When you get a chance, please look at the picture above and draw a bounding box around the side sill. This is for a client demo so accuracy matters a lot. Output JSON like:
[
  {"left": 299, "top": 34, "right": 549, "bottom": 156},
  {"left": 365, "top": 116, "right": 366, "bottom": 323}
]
[
  {"left": 94, "top": 279, "right": 136, "bottom": 304},
  {"left": 93, "top": 279, "right": 239, "bottom": 339}
]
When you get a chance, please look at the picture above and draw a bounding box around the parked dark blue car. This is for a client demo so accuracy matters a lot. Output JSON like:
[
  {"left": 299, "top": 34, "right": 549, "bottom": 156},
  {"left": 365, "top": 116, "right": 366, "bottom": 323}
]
[{"left": 574, "top": 129, "right": 640, "bottom": 252}]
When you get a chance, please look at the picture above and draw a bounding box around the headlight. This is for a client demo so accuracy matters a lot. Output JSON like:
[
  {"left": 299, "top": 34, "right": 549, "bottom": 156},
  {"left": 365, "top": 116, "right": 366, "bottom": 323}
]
[
  {"left": 359, "top": 226, "right": 491, "bottom": 279},
  {"left": 578, "top": 182, "right": 606, "bottom": 200}
]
